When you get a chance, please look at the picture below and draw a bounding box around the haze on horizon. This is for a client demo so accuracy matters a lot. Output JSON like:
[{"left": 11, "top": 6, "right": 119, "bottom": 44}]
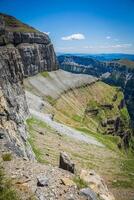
[{"left": 0, "top": 0, "right": 134, "bottom": 54}]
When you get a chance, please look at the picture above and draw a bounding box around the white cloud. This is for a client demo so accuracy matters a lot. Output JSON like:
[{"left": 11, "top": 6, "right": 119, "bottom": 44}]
[
  {"left": 61, "top": 33, "right": 85, "bottom": 41},
  {"left": 111, "top": 43, "right": 132, "bottom": 48},
  {"left": 106, "top": 36, "right": 111, "bottom": 39},
  {"left": 98, "top": 43, "right": 132, "bottom": 49}
]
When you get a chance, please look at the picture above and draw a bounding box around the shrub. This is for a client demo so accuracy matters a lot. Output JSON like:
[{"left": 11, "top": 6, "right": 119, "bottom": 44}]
[
  {"left": 73, "top": 176, "right": 88, "bottom": 189},
  {"left": 2, "top": 153, "right": 12, "bottom": 161},
  {"left": 0, "top": 165, "right": 20, "bottom": 200}
]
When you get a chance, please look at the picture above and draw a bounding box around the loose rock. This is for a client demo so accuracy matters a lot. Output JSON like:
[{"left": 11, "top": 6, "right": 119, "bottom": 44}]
[
  {"left": 59, "top": 152, "right": 75, "bottom": 173},
  {"left": 80, "top": 170, "right": 115, "bottom": 200},
  {"left": 80, "top": 188, "right": 98, "bottom": 200},
  {"left": 37, "top": 175, "right": 49, "bottom": 187}
]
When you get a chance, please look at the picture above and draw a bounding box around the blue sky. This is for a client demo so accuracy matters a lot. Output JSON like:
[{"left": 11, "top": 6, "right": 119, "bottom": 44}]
[{"left": 0, "top": 0, "right": 134, "bottom": 54}]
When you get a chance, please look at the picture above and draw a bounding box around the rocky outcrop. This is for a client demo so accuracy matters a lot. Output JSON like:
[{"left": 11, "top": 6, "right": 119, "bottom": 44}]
[
  {"left": 80, "top": 170, "right": 115, "bottom": 200},
  {"left": 59, "top": 152, "right": 75, "bottom": 173},
  {"left": 0, "top": 13, "right": 58, "bottom": 76},
  {"left": 0, "top": 45, "right": 34, "bottom": 158},
  {"left": 0, "top": 13, "right": 58, "bottom": 158}
]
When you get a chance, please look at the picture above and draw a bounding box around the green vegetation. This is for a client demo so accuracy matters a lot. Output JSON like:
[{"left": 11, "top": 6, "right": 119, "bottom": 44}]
[
  {"left": 54, "top": 81, "right": 131, "bottom": 137},
  {"left": 76, "top": 127, "right": 120, "bottom": 152},
  {"left": 26, "top": 117, "right": 49, "bottom": 130},
  {"left": 46, "top": 95, "right": 56, "bottom": 106},
  {"left": 28, "top": 138, "right": 49, "bottom": 164},
  {"left": 112, "top": 179, "right": 133, "bottom": 188},
  {"left": 120, "top": 106, "right": 130, "bottom": 126},
  {"left": 129, "top": 137, "right": 134, "bottom": 153},
  {"left": 72, "top": 114, "right": 82, "bottom": 122},
  {"left": 73, "top": 176, "right": 88, "bottom": 189},
  {"left": 2, "top": 153, "right": 12, "bottom": 161},
  {"left": 0, "top": 13, "right": 38, "bottom": 32},
  {"left": 26, "top": 117, "right": 50, "bottom": 164},
  {"left": 40, "top": 71, "right": 50, "bottom": 78},
  {"left": 0, "top": 165, "right": 20, "bottom": 200}
]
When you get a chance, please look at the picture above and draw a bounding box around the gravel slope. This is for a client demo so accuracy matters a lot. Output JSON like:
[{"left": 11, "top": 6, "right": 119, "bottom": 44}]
[
  {"left": 29, "top": 108, "right": 104, "bottom": 147},
  {"left": 25, "top": 69, "right": 98, "bottom": 98}
]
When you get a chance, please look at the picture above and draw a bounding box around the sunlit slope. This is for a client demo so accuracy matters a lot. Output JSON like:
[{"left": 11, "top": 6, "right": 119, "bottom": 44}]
[
  {"left": 24, "top": 70, "right": 131, "bottom": 147},
  {"left": 54, "top": 82, "right": 130, "bottom": 143}
]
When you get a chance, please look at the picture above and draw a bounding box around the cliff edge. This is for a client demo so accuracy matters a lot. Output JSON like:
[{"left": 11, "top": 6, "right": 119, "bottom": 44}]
[{"left": 0, "top": 13, "right": 58, "bottom": 159}]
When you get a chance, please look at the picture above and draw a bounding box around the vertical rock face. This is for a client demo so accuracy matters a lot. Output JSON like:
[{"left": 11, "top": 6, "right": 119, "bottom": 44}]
[
  {"left": 0, "top": 13, "right": 58, "bottom": 158},
  {"left": 0, "top": 13, "right": 59, "bottom": 76},
  {"left": 18, "top": 42, "right": 58, "bottom": 76},
  {"left": 0, "top": 46, "right": 34, "bottom": 158}
]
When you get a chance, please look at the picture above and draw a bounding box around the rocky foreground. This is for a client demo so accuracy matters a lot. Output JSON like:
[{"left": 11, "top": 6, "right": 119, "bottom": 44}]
[{"left": 1, "top": 152, "right": 115, "bottom": 200}]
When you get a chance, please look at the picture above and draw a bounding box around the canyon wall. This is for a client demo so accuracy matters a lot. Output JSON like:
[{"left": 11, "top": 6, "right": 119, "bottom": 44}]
[{"left": 0, "top": 13, "right": 58, "bottom": 158}]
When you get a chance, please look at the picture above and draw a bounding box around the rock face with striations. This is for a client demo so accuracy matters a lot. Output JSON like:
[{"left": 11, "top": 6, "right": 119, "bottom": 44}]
[
  {"left": 0, "top": 13, "right": 58, "bottom": 158},
  {"left": 0, "top": 13, "right": 58, "bottom": 76}
]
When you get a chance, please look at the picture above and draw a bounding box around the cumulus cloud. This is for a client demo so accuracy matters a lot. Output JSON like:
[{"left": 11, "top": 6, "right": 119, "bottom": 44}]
[
  {"left": 106, "top": 36, "right": 111, "bottom": 39},
  {"left": 61, "top": 33, "right": 85, "bottom": 41}
]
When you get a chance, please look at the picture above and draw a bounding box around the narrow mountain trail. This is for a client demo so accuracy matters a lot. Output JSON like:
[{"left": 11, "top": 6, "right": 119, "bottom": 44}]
[{"left": 29, "top": 108, "right": 104, "bottom": 147}]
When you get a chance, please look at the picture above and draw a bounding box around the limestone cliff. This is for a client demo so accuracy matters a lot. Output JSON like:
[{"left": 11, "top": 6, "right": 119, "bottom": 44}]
[
  {"left": 0, "top": 13, "right": 58, "bottom": 76},
  {"left": 0, "top": 13, "right": 58, "bottom": 158}
]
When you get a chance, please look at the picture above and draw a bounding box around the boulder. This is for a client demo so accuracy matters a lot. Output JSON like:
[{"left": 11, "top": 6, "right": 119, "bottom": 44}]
[
  {"left": 59, "top": 152, "right": 75, "bottom": 173},
  {"left": 80, "top": 188, "right": 98, "bottom": 200},
  {"left": 37, "top": 175, "right": 48, "bottom": 187},
  {"left": 80, "top": 170, "right": 115, "bottom": 200}
]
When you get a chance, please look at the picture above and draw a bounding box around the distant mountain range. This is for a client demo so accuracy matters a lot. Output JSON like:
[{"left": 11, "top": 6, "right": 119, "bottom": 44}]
[{"left": 57, "top": 53, "right": 134, "bottom": 61}]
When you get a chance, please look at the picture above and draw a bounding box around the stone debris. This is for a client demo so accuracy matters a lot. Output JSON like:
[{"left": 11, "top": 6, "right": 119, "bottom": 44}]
[
  {"left": 79, "top": 188, "right": 98, "bottom": 200},
  {"left": 0, "top": 157, "right": 116, "bottom": 200},
  {"left": 80, "top": 170, "right": 115, "bottom": 200},
  {"left": 37, "top": 175, "right": 49, "bottom": 187}
]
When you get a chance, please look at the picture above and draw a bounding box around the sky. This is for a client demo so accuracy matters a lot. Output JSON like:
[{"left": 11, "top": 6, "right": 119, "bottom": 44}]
[{"left": 0, "top": 0, "right": 134, "bottom": 54}]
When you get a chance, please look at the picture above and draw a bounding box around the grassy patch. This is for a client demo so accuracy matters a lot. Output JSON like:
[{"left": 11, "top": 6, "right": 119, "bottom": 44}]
[
  {"left": 26, "top": 117, "right": 49, "bottom": 130},
  {"left": 120, "top": 107, "right": 130, "bottom": 125},
  {"left": 28, "top": 138, "right": 43, "bottom": 163},
  {"left": 112, "top": 179, "right": 133, "bottom": 188},
  {"left": 121, "top": 157, "right": 134, "bottom": 177},
  {"left": 0, "top": 165, "right": 20, "bottom": 200},
  {"left": 76, "top": 127, "right": 120, "bottom": 152},
  {"left": 2, "top": 153, "right": 12, "bottom": 161},
  {"left": 54, "top": 81, "right": 131, "bottom": 138},
  {"left": 46, "top": 95, "right": 56, "bottom": 106},
  {"left": 73, "top": 176, "right": 88, "bottom": 189},
  {"left": 40, "top": 71, "right": 50, "bottom": 78},
  {"left": 72, "top": 114, "right": 82, "bottom": 122},
  {"left": 0, "top": 13, "right": 38, "bottom": 33},
  {"left": 26, "top": 117, "right": 50, "bottom": 164}
]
